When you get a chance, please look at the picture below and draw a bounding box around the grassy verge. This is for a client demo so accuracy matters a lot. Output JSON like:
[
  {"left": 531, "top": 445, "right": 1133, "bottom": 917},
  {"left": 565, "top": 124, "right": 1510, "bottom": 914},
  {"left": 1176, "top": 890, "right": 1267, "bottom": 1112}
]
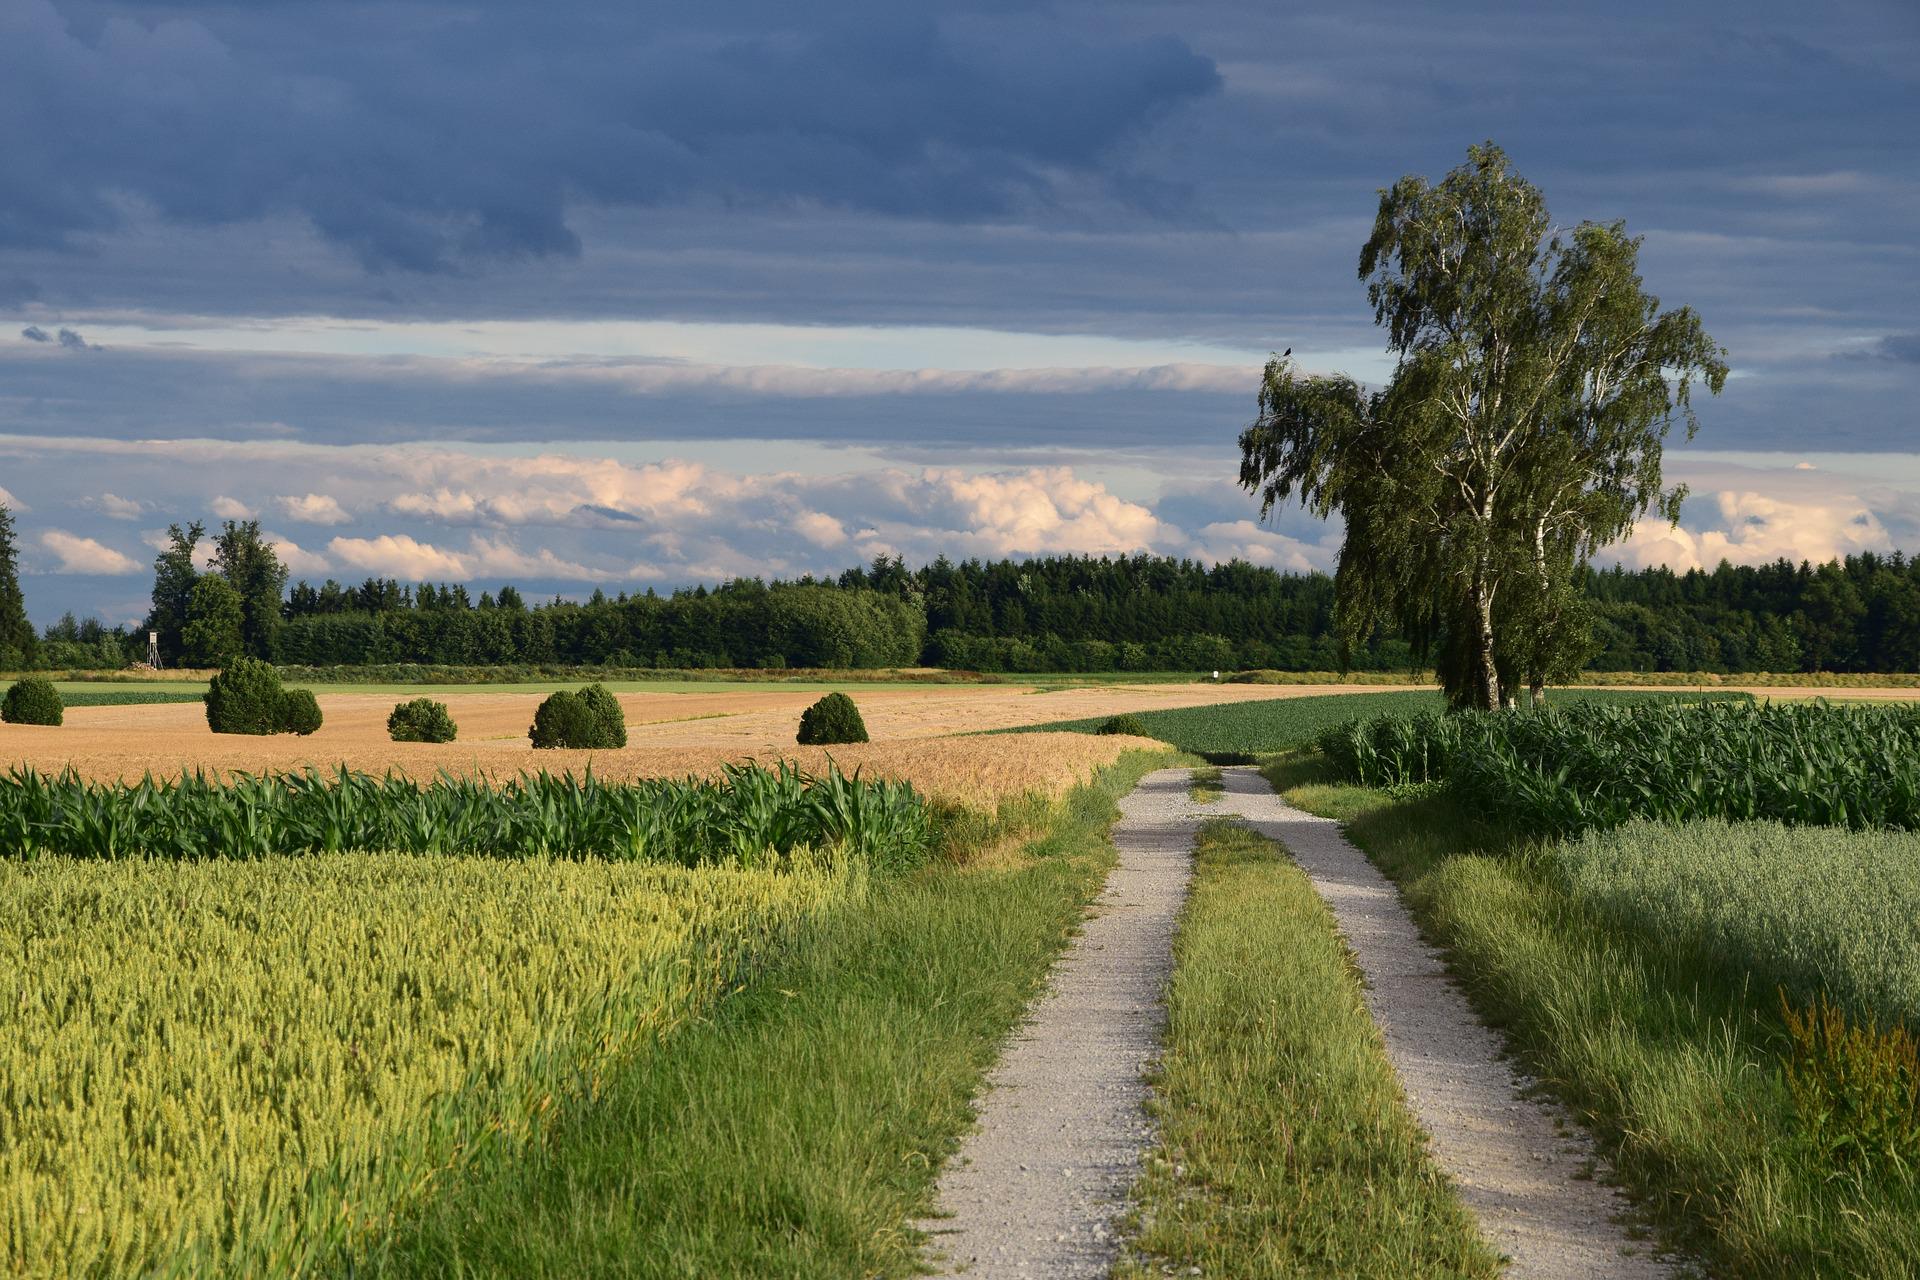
[
  {"left": 1188, "top": 764, "right": 1223, "bottom": 802},
  {"left": 362, "top": 750, "right": 1181, "bottom": 1278},
  {"left": 1120, "top": 818, "right": 1499, "bottom": 1279},
  {"left": 1270, "top": 752, "right": 1920, "bottom": 1278}
]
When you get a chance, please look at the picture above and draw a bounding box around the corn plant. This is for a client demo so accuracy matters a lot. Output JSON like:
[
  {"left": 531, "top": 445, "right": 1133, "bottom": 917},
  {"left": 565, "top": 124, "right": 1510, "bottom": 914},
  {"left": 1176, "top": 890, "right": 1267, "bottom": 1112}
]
[{"left": 0, "top": 761, "right": 932, "bottom": 869}]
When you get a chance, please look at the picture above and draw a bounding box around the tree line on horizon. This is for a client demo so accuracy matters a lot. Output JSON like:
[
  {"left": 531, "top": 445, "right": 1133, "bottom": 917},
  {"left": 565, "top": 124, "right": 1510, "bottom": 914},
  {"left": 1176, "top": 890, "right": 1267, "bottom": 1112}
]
[{"left": 3, "top": 503, "right": 1919, "bottom": 676}]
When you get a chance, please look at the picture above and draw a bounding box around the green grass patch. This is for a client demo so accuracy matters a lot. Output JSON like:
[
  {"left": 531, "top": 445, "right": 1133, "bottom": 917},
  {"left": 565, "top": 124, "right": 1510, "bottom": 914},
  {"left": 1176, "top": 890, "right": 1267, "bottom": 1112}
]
[
  {"left": 1272, "top": 754, "right": 1920, "bottom": 1278},
  {"left": 359, "top": 750, "right": 1179, "bottom": 1278},
  {"left": 1120, "top": 818, "right": 1498, "bottom": 1279},
  {"left": 1188, "top": 765, "right": 1224, "bottom": 803},
  {"left": 1011, "top": 687, "right": 1738, "bottom": 762},
  {"left": 1551, "top": 819, "right": 1920, "bottom": 1030},
  {"left": 48, "top": 685, "right": 206, "bottom": 706}
]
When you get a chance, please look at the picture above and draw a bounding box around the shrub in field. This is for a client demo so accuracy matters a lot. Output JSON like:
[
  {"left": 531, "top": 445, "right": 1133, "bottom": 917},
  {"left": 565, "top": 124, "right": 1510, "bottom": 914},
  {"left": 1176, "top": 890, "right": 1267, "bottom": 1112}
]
[
  {"left": 529, "top": 686, "right": 624, "bottom": 749},
  {"left": 529, "top": 690, "right": 598, "bottom": 749},
  {"left": 1096, "top": 713, "right": 1149, "bottom": 737},
  {"left": 388, "top": 698, "right": 457, "bottom": 743},
  {"left": 204, "top": 657, "right": 287, "bottom": 735},
  {"left": 577, "top": 682, "right": 627, "bottom": 748},
  {"left": 797, "top": 691, "right": 868, "bottom": 745},
  {"left": 1781, "top": 992, "right": 1920, "bottom": 1171},
  {"left": 279, "top": 688, "right": 323, "bottom": 736},
  {"left": 1, "top": 676, "right": 62, "bottom": 726}
]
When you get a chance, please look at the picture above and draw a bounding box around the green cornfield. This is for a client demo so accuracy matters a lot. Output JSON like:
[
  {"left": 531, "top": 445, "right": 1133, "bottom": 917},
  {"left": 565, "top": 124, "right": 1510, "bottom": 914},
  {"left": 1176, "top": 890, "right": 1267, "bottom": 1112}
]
[
  {"left": 0, "top": 851, "right": 860, "bottom": 1277},
  {"left": 0, "top": 762, "right": 931, "bottom": 871},
  {"left": 1321, "top": 699, "right": 1920, "bottom": 835}
]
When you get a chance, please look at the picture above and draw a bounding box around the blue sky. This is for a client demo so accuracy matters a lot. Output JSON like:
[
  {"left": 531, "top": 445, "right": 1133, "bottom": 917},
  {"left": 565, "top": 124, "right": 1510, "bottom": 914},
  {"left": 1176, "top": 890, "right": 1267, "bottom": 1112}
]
[{"left": 2, "top": 0, "right": 1916, "bottom": 625}]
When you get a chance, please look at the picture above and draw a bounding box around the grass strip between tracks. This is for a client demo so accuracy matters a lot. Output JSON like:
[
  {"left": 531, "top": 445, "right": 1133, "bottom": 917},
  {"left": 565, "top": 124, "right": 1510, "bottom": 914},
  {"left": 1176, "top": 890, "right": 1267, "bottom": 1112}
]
[{"left": 1119, "top": 813, "right": 1499, "bottom": 1279}]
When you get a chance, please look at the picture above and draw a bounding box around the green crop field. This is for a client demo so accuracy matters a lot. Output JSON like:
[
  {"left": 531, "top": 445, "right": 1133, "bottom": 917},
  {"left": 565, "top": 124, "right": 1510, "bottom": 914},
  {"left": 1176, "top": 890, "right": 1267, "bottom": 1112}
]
[
  {"left": 46, "top": 688, "right": 205, "bottom": 707},
  {"left": 1322, "top": 698, "right": 1920, "bottom": 835},
  {"left": 1011, "top": 687, "right": 1746, "bottom": 760},
  {"left": 0, "top": 851, "right": 857, "bottom": 1277},
  {"left": 1551, "top": 818, "right": 1920, "bottom": 1029}
]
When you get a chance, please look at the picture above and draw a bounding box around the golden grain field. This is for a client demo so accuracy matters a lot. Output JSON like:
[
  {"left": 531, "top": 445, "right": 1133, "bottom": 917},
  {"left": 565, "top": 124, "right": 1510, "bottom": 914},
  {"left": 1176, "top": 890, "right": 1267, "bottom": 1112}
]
[
  {"left": 0, "top": 681, "right": 1382, "bottom": 800},
  {"left": 0, "top": 852, "right": 858, "bottom": 1277}
]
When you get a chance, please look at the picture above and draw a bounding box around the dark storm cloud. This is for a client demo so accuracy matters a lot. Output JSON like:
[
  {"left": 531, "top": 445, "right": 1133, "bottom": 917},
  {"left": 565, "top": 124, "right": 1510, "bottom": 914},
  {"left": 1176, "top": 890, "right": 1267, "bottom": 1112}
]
[
  {"left": 1858, "top": 334, "right": 1920, "bottom": 364},
  {"left": 0, "top": 0, "right": 1219, "bottom": 272}
]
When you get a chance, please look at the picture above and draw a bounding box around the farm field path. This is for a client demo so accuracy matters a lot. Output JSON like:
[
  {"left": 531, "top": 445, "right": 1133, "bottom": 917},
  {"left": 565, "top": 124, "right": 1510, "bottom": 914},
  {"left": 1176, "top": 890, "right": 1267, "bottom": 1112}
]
[
  {"left": 922, "top": 767, "right": 1197, "bottom": 1278},
  {"left": 1218, "top": 765, "right": 1677, "bottom": 1278}
]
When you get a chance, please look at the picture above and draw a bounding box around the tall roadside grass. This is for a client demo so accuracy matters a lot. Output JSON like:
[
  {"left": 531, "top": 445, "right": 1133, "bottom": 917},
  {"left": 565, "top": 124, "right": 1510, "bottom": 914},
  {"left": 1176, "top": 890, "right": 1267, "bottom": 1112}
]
[
  {"left": 1119, "top": 818, "right": 1498, "bottom": 1279},
  {"left": 0, "top": 762, "right": 929, "bottom": 869},
  {"left": 0, "top": 853, "right": 858, "bottom": 1278},
  {"left": 361, "top": 750, "right": 1182, "bottom": 1278},
  {"left": 1272, "top": 757, "right": 1920, "bottom": 1278}
]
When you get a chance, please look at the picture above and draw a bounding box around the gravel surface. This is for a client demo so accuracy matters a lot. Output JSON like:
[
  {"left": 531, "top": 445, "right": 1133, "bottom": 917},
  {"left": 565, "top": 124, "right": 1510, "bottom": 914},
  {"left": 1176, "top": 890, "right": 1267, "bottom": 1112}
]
[
  {"left": 921, "top": 767, "right": 1198, "bottom": 1277},
  {"left": 925, "top": 763, "right": 1680, "bottom": 1278},
  {"left": 1213, "top": 764, "right": 1678, "bottom": 1278}
]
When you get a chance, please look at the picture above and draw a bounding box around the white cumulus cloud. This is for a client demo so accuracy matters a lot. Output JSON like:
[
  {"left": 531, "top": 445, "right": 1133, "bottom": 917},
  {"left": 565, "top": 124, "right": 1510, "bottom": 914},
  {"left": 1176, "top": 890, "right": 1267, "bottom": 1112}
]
[
  {"left": 40, "top": 530, "right": 141, "bottom": 575},
  {"left": 277, "top": 493, "right": 353, "bottom": 525},
  {"left": 85, "top": 493, "right": 145, "bottom": 520},
  {"left": 0, "top": 485, "right": 26, "bottom": 512},
  {"left": 266, "top": 532, "right": 330, "bottom": 577},
  {"left": 1616, "top": 489, "right": 1894, "bottom": 572},
  {"left": 325, "top": 532, "right": 599, "bottom": 582},
  {"left": 211, "top": 495, "right": 257, "bottom": 519}
]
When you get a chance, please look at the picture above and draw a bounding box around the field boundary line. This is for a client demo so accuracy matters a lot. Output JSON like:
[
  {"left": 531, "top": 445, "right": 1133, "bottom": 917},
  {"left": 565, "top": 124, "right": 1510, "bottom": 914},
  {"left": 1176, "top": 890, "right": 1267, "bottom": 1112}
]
[{"left": 1215, "top": 765, "right": 1679, "bottom": 1279}]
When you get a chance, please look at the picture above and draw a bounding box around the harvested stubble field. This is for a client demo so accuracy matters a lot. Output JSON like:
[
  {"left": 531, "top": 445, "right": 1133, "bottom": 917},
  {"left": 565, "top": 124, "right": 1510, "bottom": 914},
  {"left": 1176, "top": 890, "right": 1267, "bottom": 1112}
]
[{"left": 0, "top": 682, "right": 1381, "bottom": 803}]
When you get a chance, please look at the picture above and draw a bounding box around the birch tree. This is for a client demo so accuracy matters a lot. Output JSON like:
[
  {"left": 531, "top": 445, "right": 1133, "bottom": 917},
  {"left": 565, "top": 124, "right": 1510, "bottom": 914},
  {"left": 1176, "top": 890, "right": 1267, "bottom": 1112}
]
[{"left": 1239, "top": 144, "right": 1728, "bottom": 709}]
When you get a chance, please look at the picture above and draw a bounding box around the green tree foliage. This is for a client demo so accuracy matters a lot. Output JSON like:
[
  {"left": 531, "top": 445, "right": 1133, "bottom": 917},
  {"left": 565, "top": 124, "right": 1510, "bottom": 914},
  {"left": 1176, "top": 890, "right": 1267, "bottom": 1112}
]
[
  {"left": 528, "top": 688, "right": 625, "bottom": 749},
  {"left": 40, "top": 613, "right": 131, "bottom": 669},
  {"left": 796, "top": 692, "right": 869, "bottom": 745},
  {"left": 210, "top": 521, "right": 289, "bottom": 660},
  {"left": 1239, "top": 144, "right": 1727, "bottom": 708},
  {"left": 0, "top": 505, "right": 38, "bottom": 671},
  {"left": 1, "top": 676, "right": 63, "bottom": 726},
  {"left": 178, "top": 550, "right": 1920, "bottom": 679},
  {"left": 388, "top": 698, "right": 458, "bottom": 743},
  {"left": 144, "top": 521, "right": 204, "bottom": 665},
  {"left": 1097, "top": 714, "right": 1149, "bottom": 736},
  {"left": 204, "top": 656, "right": 288, "bottom": 735},
  {"left": 278, "top": 688, "right": 323, "bottom": 736},
  {"left": 181, "top": 575, "right": 246, "bottom": 668},
  {"left": 576, "top": 683, "right": 627, "bottom": 748}
]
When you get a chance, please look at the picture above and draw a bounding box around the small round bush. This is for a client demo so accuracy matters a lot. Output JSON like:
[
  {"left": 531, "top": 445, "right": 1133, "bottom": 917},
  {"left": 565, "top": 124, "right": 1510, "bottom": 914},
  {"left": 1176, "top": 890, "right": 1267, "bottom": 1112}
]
[
  {"left": 1096, "top": 713, "right": 1150, "bottom": 737},
  {"left": 577, "top": 682, "right": 628, "bottom": 748},
  {"left": 529, "top": 690, "right": 601, "bottom": 749},
  {"left": 1, "top": 677, "right": 62, "bottom": 726},
  {"left": 204, "top": 657, "right": 286, "bottom": 735},
  {"left": 797, "top": 692, "right": 868, "bottom": 745},
  {"left": 388, "top": 697, "right": 457, "bottom": 743},
  {"left": 279, "top": 688, "right": 323, "bottom": 736}
]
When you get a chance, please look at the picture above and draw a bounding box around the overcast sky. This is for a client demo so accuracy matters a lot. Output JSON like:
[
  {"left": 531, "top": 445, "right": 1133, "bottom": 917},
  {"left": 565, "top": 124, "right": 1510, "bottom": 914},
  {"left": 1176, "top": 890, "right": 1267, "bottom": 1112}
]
[{"left": 3, "top": 0, "right": 1916, "bottom": 625}]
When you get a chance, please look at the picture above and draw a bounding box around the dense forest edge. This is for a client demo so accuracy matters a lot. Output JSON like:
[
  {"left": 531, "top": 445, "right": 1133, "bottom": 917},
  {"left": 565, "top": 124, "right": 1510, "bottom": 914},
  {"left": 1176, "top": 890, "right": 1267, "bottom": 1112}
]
[{"left": 15, "top": 537, "right": 1920, "bottom": 677}]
